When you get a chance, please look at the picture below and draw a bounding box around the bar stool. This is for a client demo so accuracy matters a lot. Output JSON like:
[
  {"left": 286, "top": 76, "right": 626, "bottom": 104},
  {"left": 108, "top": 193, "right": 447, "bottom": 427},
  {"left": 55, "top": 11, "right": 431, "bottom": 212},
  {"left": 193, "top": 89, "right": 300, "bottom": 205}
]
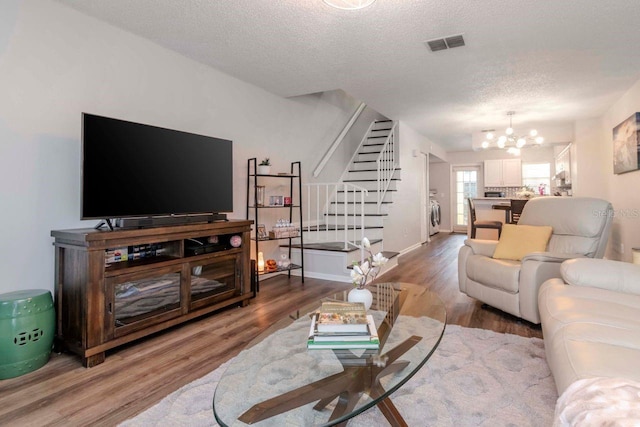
[
  {"left": 492, "top": 203, "right": 511, "bottom": 224},
  {"left": 468, "top": 198, "right": 502, "bottom": 239},
  {"left": 510, "top": 199, "right": 529, "bottom": 224}
]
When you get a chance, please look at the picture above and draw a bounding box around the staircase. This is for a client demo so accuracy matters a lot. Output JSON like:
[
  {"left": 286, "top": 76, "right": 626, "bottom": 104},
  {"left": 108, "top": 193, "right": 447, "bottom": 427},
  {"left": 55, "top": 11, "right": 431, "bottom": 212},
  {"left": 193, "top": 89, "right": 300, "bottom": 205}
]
[{"left": 289, "top": 119, "right": 401, "bottom": 283}]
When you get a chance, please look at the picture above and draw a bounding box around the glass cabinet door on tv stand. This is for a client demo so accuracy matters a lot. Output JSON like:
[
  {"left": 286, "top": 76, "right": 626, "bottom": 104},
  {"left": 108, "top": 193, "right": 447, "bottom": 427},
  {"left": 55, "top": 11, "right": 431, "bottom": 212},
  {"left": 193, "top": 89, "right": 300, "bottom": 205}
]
[{"left": 246, "top": 158, "right": 304, "bottom": 291}]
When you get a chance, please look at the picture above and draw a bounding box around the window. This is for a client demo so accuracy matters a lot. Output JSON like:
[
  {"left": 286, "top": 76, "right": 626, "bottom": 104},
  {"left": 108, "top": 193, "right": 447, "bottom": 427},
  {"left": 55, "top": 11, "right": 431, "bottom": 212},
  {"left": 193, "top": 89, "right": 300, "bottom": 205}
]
[{"left": 522, "top": 163, "right": 551, "bottom": 195}]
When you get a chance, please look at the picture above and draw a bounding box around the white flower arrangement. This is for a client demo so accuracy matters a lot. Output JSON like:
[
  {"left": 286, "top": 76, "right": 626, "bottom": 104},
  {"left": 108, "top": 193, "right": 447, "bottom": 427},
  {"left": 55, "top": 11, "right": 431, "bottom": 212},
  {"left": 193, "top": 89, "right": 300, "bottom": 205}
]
[
  {"left": 516, "top": 185, "right": 535, "bottom": 199},
  {"left": 350, "top": 237, "right": 388, "bottom": 289}
]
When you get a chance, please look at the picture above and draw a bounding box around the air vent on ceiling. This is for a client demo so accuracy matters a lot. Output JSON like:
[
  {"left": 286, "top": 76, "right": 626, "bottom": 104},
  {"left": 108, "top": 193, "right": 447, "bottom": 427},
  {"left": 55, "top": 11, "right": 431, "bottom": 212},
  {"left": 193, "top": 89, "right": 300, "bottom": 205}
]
[{"left": 425, "top": 34, "right": 465, "bottom": 52}]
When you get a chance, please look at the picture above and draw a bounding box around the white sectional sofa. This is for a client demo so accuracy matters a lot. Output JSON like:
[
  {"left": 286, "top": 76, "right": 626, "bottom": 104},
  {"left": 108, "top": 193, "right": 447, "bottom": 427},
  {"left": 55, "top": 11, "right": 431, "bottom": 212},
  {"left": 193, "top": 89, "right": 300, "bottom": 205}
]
[{"left": 538, "top": 258, "right": 640, "bottom": 424}]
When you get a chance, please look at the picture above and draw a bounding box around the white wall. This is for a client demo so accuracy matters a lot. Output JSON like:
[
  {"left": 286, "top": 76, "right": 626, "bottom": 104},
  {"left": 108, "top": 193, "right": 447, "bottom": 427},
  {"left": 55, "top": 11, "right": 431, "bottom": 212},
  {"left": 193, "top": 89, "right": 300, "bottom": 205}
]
[
  {"left": 575, "top": 77, "right": 640, "bottom": 261},
  {"left": 382, "top": 122, "right": 447, "bottom": 253},
  {"left": 0, "top": 1, "right": 399, "bottom": 293},
  {"left": 572, "top": 118, "right": 609, "bottom": 199}
]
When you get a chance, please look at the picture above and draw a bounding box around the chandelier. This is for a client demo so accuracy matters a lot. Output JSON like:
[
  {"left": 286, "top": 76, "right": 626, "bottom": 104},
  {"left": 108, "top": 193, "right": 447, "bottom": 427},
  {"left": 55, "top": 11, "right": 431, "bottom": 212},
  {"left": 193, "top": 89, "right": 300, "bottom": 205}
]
[
  {"left": 323, "top": 0, "right": 376, "bottom": 10},
  {"left": 481, "top": 111, "right": 544, "bottom": 155}
]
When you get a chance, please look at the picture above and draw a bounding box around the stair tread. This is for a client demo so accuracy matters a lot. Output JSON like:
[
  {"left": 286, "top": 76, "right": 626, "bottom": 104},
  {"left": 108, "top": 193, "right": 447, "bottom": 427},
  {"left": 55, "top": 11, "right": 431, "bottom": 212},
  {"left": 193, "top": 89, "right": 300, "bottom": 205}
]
[
  {"left": 305, "top": 224, "right": 383, "bottom": 230},
  {"left": 343, "top": 178, "right": 401, "bottom": 182},
  {"left": 348, "top": 169, "right": 400, "bottom": 172},
  {"left": 286, "top": 239, "right": 383, "bottom": 253},
  {"left": 346, "top": 251, "right": 400, "bottom": 269},
  {"left": 337, "top": 189, "right": 397, "bottom": 193},
  {"left": 353, "top": 161, "right": 400, "bottom": 166},
  {"left": 331, "top": 201, "right": 391, "bottom": 204},
  {"left": 325, "top": 212, "right": 388, "bottom": 217}
]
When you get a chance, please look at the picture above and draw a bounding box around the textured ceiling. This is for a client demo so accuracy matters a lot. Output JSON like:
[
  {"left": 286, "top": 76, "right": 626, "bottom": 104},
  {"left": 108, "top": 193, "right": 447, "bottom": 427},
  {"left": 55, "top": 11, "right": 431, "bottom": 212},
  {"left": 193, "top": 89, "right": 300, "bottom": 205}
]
[{"left": 56, "top": 0, "right": 640, "bottom": 151}]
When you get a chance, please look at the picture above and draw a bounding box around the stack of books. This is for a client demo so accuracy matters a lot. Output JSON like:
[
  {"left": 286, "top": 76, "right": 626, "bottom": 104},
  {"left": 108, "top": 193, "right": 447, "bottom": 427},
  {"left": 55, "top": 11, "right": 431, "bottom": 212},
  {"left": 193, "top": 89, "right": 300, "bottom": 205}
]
[{"left": 307, "top": 301, "right": 379, "bottom": 350}]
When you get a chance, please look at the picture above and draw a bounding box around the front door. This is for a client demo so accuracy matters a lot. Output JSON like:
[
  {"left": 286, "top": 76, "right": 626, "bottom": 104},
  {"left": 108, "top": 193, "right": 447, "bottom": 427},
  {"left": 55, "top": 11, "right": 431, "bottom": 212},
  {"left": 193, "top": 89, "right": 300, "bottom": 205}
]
[{"left": 452, "top": 165, "right": 481, "bottom": 233}]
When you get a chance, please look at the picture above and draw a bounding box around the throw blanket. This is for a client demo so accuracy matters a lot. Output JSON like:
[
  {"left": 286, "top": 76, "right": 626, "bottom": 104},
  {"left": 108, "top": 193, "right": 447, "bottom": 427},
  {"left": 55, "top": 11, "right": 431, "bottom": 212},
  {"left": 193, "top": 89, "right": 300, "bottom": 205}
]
[{"left": 554, "top": 377, "right": 640, "bottom": 426}]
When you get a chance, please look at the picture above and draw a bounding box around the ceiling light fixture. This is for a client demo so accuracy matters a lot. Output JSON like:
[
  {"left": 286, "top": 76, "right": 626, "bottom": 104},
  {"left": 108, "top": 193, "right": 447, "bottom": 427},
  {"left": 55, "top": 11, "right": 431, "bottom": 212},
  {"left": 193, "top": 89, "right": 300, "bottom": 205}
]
[
  {"left": 323, "top": 0, "right": 376, "bottom": 10},
  {"left": 482, "top": 111, "right": 544, "bottom": 155}
]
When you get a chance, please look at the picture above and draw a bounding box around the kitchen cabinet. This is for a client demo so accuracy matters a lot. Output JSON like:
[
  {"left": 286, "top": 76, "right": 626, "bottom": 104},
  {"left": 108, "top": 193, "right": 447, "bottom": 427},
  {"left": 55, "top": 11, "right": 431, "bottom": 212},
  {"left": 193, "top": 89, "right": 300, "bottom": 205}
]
[
  {"left": 484, "top": 159, "right": 522, "bottom": 187},
  {"left": 555, "top": 144, "right": 572, "bottom": 184}
]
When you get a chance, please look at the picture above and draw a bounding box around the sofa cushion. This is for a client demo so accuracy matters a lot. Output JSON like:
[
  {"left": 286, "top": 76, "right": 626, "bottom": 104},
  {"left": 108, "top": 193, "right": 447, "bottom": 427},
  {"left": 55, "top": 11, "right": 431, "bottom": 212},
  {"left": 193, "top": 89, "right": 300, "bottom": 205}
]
[
  {"left": 493, "top": 224, "right": 553, "bottom": 261},
  {"left": 467, "top": 254, "right": 520, "bottom": 293},
  {"left": 546, "top": 323, "right": 640, "bottom": 395},
  {"left": 539, "top": 280, "right": 640, "bottom": 394},
  {"left": 539, "top": 280, "right": 640, "bottom": 340}
]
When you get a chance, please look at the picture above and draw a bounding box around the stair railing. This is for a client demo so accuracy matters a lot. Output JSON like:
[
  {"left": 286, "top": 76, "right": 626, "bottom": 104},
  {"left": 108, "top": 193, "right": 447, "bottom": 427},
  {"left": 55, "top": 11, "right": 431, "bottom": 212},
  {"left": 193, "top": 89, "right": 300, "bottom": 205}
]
[
  {"left": 303, "top": 182, "right": 368, "bottom": 250},
  {"left": 376, "top": 121, "right": 398, "bottom": 211}
]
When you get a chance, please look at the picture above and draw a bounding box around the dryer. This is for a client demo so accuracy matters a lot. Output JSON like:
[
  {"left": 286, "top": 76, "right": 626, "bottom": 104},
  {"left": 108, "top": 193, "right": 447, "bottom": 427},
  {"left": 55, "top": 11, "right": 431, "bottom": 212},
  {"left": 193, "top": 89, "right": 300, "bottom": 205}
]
[{"left": 429, "top": 197, "right": 441, "bottom": 236}]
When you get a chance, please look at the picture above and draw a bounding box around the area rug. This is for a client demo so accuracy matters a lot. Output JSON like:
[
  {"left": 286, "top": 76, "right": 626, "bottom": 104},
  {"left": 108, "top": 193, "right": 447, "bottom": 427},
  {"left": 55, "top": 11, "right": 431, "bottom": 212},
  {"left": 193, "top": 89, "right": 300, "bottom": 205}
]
[{"left": 119, "top": 325, "right": 557, "bottom": 426}]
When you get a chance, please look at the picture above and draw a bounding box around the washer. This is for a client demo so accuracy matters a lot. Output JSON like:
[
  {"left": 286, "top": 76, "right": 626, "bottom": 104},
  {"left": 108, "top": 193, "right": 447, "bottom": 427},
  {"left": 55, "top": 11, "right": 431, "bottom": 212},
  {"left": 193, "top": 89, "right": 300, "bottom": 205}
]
[{"left": 429, "top": 198, "right": 441, "bottom": 236}]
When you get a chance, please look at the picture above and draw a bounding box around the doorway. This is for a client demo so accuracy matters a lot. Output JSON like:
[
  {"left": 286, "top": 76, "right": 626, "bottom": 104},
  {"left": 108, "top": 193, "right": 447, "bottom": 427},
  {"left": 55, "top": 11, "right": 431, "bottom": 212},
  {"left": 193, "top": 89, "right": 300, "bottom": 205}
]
[{"left": 452, "top": 165, "right": 481, "bottom": 233}]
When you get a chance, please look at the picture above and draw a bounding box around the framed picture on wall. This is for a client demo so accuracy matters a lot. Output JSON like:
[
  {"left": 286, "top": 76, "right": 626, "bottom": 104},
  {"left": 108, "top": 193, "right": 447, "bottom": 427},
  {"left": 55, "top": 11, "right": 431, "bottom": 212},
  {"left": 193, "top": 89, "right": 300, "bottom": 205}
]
[{"left": 613, "top": 112, "right": 640, "bottom": 174}]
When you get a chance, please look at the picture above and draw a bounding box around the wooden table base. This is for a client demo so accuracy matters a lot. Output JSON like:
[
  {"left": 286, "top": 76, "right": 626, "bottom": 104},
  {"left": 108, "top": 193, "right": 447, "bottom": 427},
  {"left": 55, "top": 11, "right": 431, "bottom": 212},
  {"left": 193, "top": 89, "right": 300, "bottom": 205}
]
[{"left": 238, "top": 335, "right": 422, "bottom": 426}]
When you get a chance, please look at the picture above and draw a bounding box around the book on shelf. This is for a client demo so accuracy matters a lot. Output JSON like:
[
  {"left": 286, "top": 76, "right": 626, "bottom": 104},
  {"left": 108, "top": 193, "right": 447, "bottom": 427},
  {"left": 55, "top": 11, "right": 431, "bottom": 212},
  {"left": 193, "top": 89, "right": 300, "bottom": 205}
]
[
  {"left": 315, "top": 301, "right": 369, "bottom": 334},
  {"left": 307, "top": 314, "right": 379, "bottom": 350}
]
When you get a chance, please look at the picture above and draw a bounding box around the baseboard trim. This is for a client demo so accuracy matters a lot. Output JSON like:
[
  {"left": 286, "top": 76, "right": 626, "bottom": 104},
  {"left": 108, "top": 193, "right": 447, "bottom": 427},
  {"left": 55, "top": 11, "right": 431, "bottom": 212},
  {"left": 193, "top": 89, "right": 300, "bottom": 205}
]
[
  {"left": 400, "top": 242, "right": 422, "bottom": 256},
  {"left": 288, "top": 270, "right": 352, "bottom": 283}
]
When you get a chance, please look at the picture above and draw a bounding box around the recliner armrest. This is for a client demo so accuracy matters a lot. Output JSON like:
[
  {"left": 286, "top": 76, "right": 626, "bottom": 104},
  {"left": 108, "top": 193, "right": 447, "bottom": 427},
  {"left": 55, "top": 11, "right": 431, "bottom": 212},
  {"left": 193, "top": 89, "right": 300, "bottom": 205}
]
[
  {"left": 521, "top": 252, "right": 585, "bottom": 263},
  {"left": 463, "top": 239, "right": 498, "bottom": 257},
  {"left": 561, "top": 258, "right": 640, "bottom": 295}
]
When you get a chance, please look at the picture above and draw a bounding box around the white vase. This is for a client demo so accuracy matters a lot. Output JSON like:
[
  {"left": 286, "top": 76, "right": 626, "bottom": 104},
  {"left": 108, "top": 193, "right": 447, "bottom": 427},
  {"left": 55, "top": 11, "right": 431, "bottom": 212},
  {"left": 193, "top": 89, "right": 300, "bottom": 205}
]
[
  {"left": 257, "top": 165, "right": 271, "bottom": 175},
  {"left": 347, "top": 287, "right": 373, "bottom": 310}
]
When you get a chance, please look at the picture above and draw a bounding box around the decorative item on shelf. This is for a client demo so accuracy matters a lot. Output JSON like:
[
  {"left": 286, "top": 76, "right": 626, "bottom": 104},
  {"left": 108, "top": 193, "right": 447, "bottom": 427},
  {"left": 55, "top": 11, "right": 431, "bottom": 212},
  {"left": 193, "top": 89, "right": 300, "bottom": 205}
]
[
  {"left": 208, "top": 236, "right": 219, "bottom": 244},
  {"left": 256, "top": 185, "right": 265, "bottom": 206},
  {"left": 277, "top": 252, "right": 291, "bottom": 268},
  {"left": 348, "top": 237, "right": 388, "bottom": 310},
  {"left": 269, "top": 219, "right": 300, "bottom": 239},
  {"left": 266, "top": 259, "right": 277, "bottom": 271},
  {"left": 284, "top": 196, "right": 292, "bottom": 206},
  {"left": 269, "top": 195, "right": 284, "bottom": 207},
  {"left": 257, "top": 224, "right": 268, "bottom": 240},
  {"left": 633, "top": 248, "right": 640, "bottom": 265},
  {"left": 257, "top": 158, "right": 271, "bottom": 175},
  {"left": 229, "top": 235, "right": 242, "bottom": 248},
  {"left": 257, "top": 252, "right": 265, "bottom": 272},
  {"left": 481, "top": 111, "right": 544, "bottom": 156}
]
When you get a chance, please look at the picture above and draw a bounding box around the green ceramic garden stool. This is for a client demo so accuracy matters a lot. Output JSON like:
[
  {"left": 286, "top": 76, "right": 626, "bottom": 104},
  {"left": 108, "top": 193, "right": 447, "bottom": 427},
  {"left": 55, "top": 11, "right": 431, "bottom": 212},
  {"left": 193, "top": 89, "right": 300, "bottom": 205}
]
[{"left": 0, "top": 289, "right": 55, "bottom": 379}]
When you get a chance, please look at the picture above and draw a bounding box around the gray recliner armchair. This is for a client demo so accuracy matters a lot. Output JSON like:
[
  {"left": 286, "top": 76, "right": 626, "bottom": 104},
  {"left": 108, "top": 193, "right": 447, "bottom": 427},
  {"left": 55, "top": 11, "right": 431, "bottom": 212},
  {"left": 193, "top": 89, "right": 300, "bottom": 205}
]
[{"left": 458, "top": 197, "right": 613, "bottom": 324}]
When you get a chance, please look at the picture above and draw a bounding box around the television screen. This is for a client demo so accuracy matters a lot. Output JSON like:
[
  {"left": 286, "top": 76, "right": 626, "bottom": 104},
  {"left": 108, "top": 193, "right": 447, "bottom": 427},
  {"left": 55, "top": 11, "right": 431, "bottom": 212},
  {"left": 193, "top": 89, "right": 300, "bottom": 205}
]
[{"left": 82, "top": 113, "right": 233, "bottom": 219}]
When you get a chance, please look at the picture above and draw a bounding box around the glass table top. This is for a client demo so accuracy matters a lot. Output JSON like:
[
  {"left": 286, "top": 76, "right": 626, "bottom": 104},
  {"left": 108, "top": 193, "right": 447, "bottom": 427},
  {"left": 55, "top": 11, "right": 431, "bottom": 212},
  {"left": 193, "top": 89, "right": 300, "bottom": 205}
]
[{"left": 213, "top": 282, "right": 447, "bottom": 426}]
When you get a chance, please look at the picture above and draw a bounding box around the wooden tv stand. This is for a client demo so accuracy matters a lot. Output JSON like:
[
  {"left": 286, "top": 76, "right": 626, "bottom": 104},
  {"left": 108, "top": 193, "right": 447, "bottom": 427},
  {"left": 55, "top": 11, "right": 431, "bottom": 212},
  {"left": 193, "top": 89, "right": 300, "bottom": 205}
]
[{"left": 51, "top": 220, "right": 253, "bottom": 367}]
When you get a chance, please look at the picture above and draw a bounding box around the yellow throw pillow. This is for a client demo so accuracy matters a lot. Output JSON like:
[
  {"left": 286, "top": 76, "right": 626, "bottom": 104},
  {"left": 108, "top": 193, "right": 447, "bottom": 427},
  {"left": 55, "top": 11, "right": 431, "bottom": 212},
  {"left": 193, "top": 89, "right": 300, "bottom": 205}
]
[{"left": 492, "top": 224, "right": 553, "bottom": 261}]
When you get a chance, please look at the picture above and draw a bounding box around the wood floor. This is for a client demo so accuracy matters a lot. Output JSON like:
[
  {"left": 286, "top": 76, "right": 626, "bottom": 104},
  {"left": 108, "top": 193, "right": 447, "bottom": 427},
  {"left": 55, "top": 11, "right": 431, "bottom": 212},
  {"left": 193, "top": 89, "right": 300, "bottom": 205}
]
[{"left": 0, "top": 232, "right": 541, "bottom": 426}]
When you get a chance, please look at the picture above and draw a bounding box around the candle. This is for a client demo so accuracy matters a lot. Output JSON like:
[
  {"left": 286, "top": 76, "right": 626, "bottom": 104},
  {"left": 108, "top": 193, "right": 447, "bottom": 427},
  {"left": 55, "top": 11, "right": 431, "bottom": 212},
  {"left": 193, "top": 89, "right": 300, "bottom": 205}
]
[{"left": 257, "top": 252, "right": 265, "bottom": 272}]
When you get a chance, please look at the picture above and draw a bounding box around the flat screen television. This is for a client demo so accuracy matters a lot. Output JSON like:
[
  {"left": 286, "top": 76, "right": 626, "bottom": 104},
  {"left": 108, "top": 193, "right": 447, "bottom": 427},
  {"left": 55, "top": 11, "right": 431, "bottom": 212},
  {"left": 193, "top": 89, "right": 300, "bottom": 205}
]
[{"left": 82, "top": 113, "right": 233, "bottom": 221}]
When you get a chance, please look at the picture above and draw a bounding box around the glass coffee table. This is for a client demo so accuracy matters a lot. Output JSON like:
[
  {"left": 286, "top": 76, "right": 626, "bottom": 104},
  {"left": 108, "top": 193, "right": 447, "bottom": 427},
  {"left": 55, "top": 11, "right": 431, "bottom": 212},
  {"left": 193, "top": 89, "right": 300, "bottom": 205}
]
[{"left": 213, "top": 282, "right": 446, "bottom": 426}]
